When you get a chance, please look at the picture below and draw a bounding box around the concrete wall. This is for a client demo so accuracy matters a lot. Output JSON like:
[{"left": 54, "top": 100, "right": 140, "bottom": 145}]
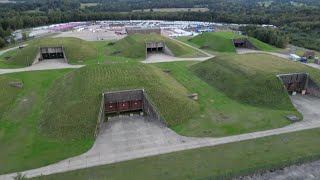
[
  {"left": 103, "top": 89, "right": 167, "bottom": 127},
  {"left": 278, "top": 73, "right": 320, "bottom": 97},
  {"left": 95, "top": 94, "right": 106, "bottom": 137},
  {"left": 142, "top": 91, "right": 167, "bottom": 126},
  {"left": 307, "top": 77, "right": 320, "bottom": 98},
  {"left": 163, "top": 45, "right": 174, "bottom": 56}
]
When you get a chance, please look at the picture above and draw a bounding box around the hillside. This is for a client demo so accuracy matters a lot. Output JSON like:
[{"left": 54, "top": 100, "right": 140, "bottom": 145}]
[
  {"left": 41, "top": 63, "right": 198, "bottom": 138},
  {"left": 0, "top": 63, "right": 198, "bottom": 173},
  {"left": 188, "top": 32, "right": 284, "bottom": 53},
  {"left": 107, "top": 33, "right": 207, "bottom": 60},
  {"left": 1, "top": 37, "right": 97, "bottom": 67},
  {"left": 191, "top": 54, "right": 320, "bottom": 110}
]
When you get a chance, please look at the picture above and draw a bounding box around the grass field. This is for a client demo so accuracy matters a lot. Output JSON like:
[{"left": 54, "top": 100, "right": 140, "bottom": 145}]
[
  {"left": 181, "top": 32, "right": 285, "bottom": 53},
  {"left": 0, "top": 69, "right": 95, "bottom": 174},
  {"left": 32, "top": 127, "right": 320, "bottom": 180},
  {"left": 1, "top": 37, "right": 98, "bottom": 67},
  {"left": 154, "top": 60, "right": 297, "bottom": 137},
  {"left": 108, "top": 33, "right": 207, "bottom": 60}
]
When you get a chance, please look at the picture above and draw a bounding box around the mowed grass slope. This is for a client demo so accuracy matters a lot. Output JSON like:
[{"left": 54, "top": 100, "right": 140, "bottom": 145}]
[
  {"left": 108, "top": 33, "right": 206, "bottom": 60},
  {"left": 32, "top": 128, "right": 320, "bottom": 180},
  {"left": 41, "top": 63, "right": 198, "bottom": 138},
  {"left": 0, "top": 70, "right": 95, "bottom": 174},
  {"left": 155, "top": 61, "right": 297, "bottom": 137},
  {"left": 192, "top": 54, "right": 320, "bottom": 110},
  {"left": 0, "top": 63, "right": 198, "bottom": 174},
  {"left": 188, "top": 32, "right": 240, "bottom": 52},
  {"left": 3, "top": 37, "right": 97, "bottom": 67},
  {"left": 186, "top": 31, "right": 284, "bottom": 53}
]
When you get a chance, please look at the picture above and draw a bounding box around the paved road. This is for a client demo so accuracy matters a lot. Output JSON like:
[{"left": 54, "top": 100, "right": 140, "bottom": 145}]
[
  {"left": 142, "top": 53, "right": 213, "bottom": 63},
  {"left": 236, "top": 48, "right": 290, "bottom": 59},
  {"left": 0, "top": 59, "right": 84, "bottom": 75},
  {"left": 1, "top": 94, "right": 320, "bottom": 179},
  {"left": 0, "top": 44, "right": 28, "bottom": 56}
]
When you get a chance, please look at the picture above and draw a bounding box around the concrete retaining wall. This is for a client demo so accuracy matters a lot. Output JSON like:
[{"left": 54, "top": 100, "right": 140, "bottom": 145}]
[
  {"left": 307, "top": 77, "right": 320, "bottom": 98},
  {"left": 95, "top": 94, "right": 106, "bottom": 137}
]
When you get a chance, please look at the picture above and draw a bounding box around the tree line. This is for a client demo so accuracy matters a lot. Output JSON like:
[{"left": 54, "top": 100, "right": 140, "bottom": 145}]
[{"left": 0, "top": 0, "right": 319, "bottom": 50}]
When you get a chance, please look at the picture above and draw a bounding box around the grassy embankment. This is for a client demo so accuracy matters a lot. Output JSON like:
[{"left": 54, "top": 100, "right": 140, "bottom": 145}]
[
  {"left": 178, "top": 31, "right": 286, "bottom": 54},
  {"left": 155, "top": 53, "right": 320, "bottom": 137},
  {"left": 0, "top": 63, "right": 197, "bottom": 174},
  {"left": 107, "top": 33, "right": 207, "bottom": 60}
]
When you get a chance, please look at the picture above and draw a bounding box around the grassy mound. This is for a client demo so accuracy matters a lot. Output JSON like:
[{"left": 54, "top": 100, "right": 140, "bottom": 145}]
[
  {"left": 0, "top": 69, "right": 94, "bottom": 174},
  {"left": 108, "top": 33, "right": 206, "bottom": 60},
  {"left": 188, "top": 32, "right": 284, "bottom": 52},
  {"left": 41, "top": 63, "right": 198, "bottom": 138},
  {"left": 2, "top": 37, "right": 97, "bottom": 67},
  {"left": 155, "top": 61, "right": 296, "bottom": 137},
  {"left": 0, "top": 64, "right": 198, "bottom": 173},
  {"left": 188, "top": 32, "right": 240, "bottom": 52},
  {"left": 191, "top": 54, "right": 320, "bottom": 110}
]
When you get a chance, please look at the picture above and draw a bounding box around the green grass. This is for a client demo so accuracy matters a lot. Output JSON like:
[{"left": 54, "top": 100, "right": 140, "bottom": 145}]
[
  {"left": 192, "top": 54, "right": 320, "bottom": 109},
  {"left": 0, "top": 63, "right": 198, "bottom": 174},
  {"left": 32, "top": 127, "right": 320, "bottom": 180},
  {"left": 0, "top": 69, "right": 94, "bottom": 174},
  {"left": 108, "top": 33, "right": 206, "bottom": 60},
  {"left": 3, "top": 37, "right": 98, "bottom": 67},
  {"left": 0, "top": 49, "right": 24, "bottom": 68},
  {"left": 187, "top": 32, "right": 240, "bottom": 52},
  {"left": 154, "top": 60, "right": 297, "bottom": 137},
  {"left": 184, "top": 32, "right": 286, "bottom": 53},
  {"left": 248, "top": 37, "right": 286, "bottom": 52},
  {"left": 41, "top": 63, "right": 198, "bottom": 138}
]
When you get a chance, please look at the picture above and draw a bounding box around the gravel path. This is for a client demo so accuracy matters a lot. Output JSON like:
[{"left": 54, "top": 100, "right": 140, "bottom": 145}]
[
  {"left": 1, "top": 95, "right": 320, "bottom": 179},
  {"left": 0, "top": 59, "right": 84, "bottom": 75}
]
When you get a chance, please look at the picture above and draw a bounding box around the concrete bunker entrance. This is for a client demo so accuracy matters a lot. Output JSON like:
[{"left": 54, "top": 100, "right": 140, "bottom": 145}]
[
  {"left": 278, "top": 73, "right": 320, "bottom": 97},
  {"left": 39, "top": 47, "right": 66, "bottom": 61},
  {"left": 95, "top": 89, "right": 167, "bottom": 136},
  {"left": 233, "top": 38, "right": 256, "bottom": 49},
  {"left": 145, "top": 41, "right": 173, "bottom": 57}
]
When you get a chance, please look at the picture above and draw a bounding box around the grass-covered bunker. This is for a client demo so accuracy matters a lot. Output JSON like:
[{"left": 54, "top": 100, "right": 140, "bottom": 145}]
[{"left": 232, "top": 38, "right": 256, "bottom": 49}]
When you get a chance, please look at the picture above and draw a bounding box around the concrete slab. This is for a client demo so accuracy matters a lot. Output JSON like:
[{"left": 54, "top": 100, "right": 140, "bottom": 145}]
[
  {"left": 142, "top": 53, "right": 213, "bottom": 63},
  {"left": 0, "top": 59, "right": 83, "bottom": 75}
]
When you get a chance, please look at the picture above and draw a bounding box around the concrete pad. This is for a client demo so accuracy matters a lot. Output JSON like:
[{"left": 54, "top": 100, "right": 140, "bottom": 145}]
[
  {"left": 142, "top": 53, "right": 213, "bottom": 63},
  {"left": 0, "top": 59, "right": 83, "bottom": 75}
]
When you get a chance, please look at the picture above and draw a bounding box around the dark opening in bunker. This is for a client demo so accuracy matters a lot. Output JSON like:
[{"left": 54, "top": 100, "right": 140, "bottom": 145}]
[
  {"left": 233, "top": 38, "right": 256, "bottom": 49},
  {"left": 146, "top": 41, "right": 165, "bottom": 53},
  {"left": 40, "top": 47, "right": 65, "bottom": 60}
]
